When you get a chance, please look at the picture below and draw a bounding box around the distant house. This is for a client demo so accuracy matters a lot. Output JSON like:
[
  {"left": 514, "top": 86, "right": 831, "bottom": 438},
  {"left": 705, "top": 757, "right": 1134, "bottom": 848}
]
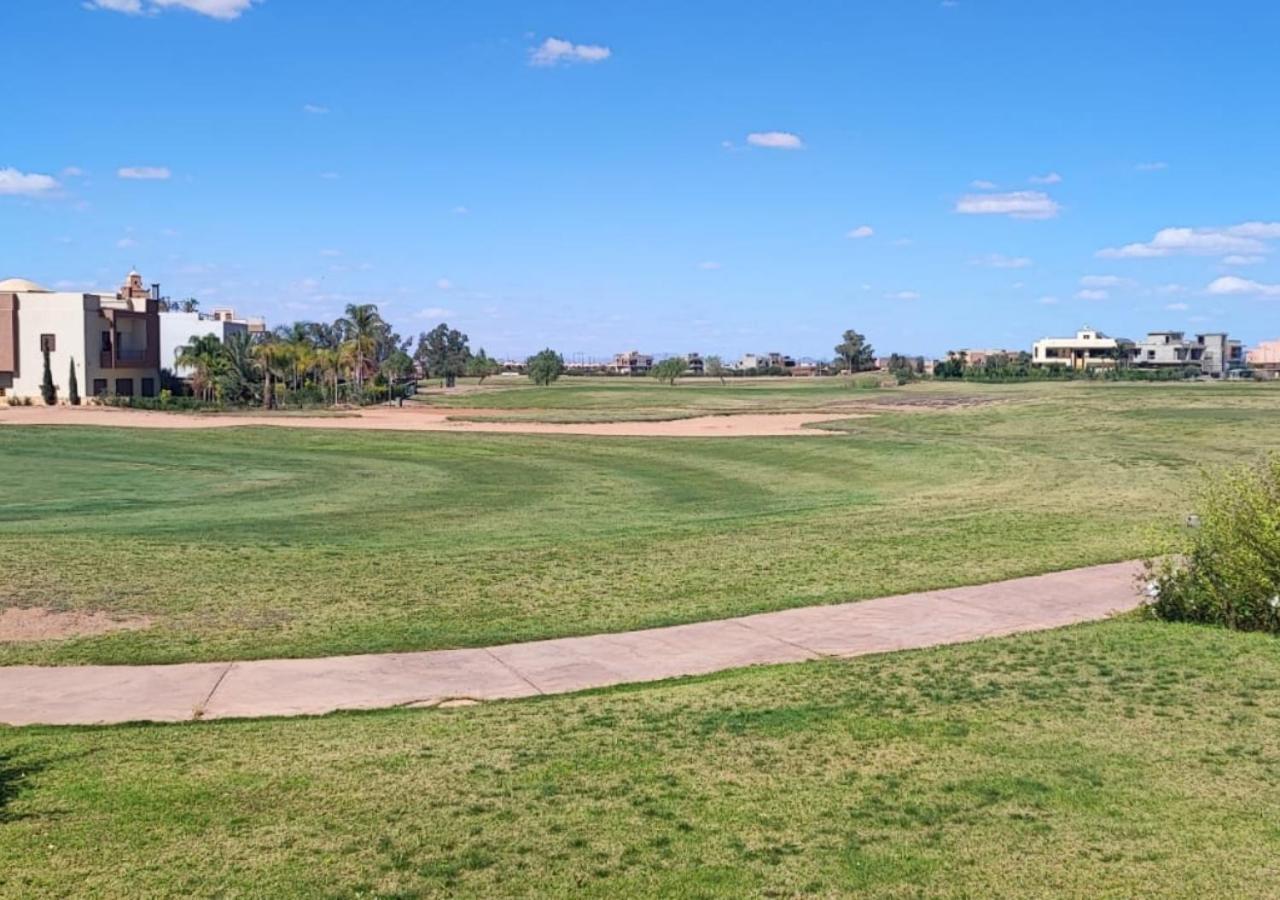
[
  {"left": 685, "top": 352, "right": 704, "bottom": 376},
  {"left": 1, "top": 270, "right": 162, "bottom": 401},
  {"left": 161, "top": 307, "right": 251, "bottom": 377},
  {"left": 1031, "top": 327, "right": 1133, "bottom": 370},
  {"left": 1131, "top": 331, "right": 1245, "bottom": 377},
  {"left": 610, "top": 350, "right": 653, "bottom": 375},
  {"left": 1247, "top": 339, "right": 1280, "bottom": 377},
  {"left": 738, "top": 351, "right": 795, "bottom": 371},
  {"left": 948, "top": 348, "right": 1022, "bottom": 367}
]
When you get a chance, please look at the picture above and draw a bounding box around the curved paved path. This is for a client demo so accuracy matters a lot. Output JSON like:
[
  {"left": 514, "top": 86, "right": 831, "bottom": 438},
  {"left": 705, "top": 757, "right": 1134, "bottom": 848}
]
[{"left": 0, "top": 561, "right": 1143, "bottom": 726}]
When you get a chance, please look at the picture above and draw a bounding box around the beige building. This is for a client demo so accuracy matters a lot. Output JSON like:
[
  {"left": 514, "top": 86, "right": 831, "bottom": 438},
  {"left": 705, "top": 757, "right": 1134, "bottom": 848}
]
[
  {"left": 0, "top": 271, "right": 162, "bottom": 401},
  {"left": 610, "top": 350, "right": 653, "bottom": 375},
  {"left": 1247, "top": 339, "right": 1280, "bottom": 372},
  {"left": 1031, "top": 327, "right": 1132, "bottom": 370}
]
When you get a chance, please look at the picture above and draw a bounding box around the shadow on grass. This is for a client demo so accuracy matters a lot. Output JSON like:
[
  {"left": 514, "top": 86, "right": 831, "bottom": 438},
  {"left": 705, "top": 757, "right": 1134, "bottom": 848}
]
[{"left": 0, "top": 747, "right": 49, "bottom": 823}]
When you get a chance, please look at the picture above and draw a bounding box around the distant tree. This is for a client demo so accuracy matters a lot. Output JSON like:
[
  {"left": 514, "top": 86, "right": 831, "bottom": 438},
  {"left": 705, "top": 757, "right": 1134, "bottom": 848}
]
[
  {"left": 526, "top": 348, "right": 565, "bottom": 386},
  {"left": 179, "top": 297, "right": 200, "bottom": 313},
  {"left": 652, "top": 356, "right": 687, "bottom": 385},
  {"left": 704, "top": 354, "right": 727, "bottom": 384},
  {"left": 68, "top": 358, "right": 81, "bottom": 406},
  {"left": 40, "top": 348, "right": 57, "bottom": 405},
  {"left": 175, "top": 333, "right": 224, "bottom": 402},
  {"left": 416, "top": 323, "right": 472, "bottom": 388},
  {"left": 381, "top": 349, "right": 415, "bottom": 382},
  {"left": 835, "top": 330, "right": 876, "bottom": 374},
  {"left": 466, "top": 348, "right": 502, "bottom": 384},
  {"left": 339, "top": 303, "right": 383, "bottom": 391}
]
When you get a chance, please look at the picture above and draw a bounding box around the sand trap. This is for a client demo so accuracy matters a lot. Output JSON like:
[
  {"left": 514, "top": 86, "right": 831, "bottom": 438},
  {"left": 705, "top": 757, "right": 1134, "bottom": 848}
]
[
  {"left": 0, "top": 607, "right": 151, "bottom": 642},
  {"left": 0, "top": 405, "right": 859, "bottom": 437}
]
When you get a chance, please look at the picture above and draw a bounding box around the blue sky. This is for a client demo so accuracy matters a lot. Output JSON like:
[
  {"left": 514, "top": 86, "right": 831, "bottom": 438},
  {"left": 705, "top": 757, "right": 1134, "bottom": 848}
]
[{"left": 4, "top": 0, "right": 1280, "bottom": 360}]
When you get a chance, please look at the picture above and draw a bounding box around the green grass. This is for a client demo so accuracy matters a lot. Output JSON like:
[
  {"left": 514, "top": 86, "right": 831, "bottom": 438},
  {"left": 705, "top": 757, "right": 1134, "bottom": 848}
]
[
  {"left": 4, "top": 619, "right": 1280, "bottom": 897},
  {"left": 2, "top": 380, "right": 1279, "bottom": 665}
]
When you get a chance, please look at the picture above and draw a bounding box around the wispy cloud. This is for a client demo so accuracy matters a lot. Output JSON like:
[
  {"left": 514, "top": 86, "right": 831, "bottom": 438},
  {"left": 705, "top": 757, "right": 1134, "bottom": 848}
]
[
  {"left": 452, "top": 205, "right": 470, "bottom": 215},
  {"left": 116, "top": 237, "right": 138, "bottom": 249},
  {"left": 1098, "top": 222, "right": 1280, "bottom": 259},
  {"left": 1222, "top": 254, "right": 1264, "bottom": 266},
  {"left": 1206, "top": 275, "right": 1280, "bottom": 297},
  {"left": 117, "top": 165, "right": 171, "bottom": 180},
  {"left": 1135, "top": 161, "right": 1168, "bottom": 172},
  {"left": 303, "top": 103, "right": 330, "bottom": 114},
  {"left": 696, "top": 261, "right": 722, "bottom": 270},
  {"left": 1037, "top": 296, "right": 1060, "bottom": 305},
  {"left": 886, "top": 290, "right": 920, "bottom": 301},
  {"left": 1028, "top": 172, "right": 1062, "bottom": 185},
  {"left": 973, "top": 253, "right": 1032, "bottom": 269},
  {"left": 1075, "top": 289, "right": 1108, "bottom": 301},
  {"left": 1165, "top": 302, "right": 1190, "bottom": 311},
  {"left": 88, "top": 0, "right": 258, "bottom": 19},
  {"left": 746, "top": 131, "right": 804, "bottom": 150},
  {"left": 529, "top": 37, "right": 611, "bottom": 67},
  {"left": 969, "top": 179, "right": 997, "bottom": 190},
  {"left": 955, "top": 190, "right": 1060, "bottom": 220},
  {"left": 846, "top": 225, "right": 874, "bottom": 239},
  {"left": 1079, "top": 275, "right": 1132, "bottom": 288},
  {"left": 417, "top": 306, "right": 456, "bottom": 319},
  {"left": 319, "top": 171, "right": 340, "bottom": 180},
  {"left": 436, "top": 278, "right": 454, "bottom": 291},
  {"left": 0, "top": 167, "right": 59, "bottom": 196}
]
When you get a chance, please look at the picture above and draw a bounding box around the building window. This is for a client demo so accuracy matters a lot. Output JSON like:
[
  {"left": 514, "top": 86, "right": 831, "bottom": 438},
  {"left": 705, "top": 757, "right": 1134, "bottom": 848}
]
[
  {"left": 141, "top": 378, "right": 156, "bottom": 398},
  {"left": 40, "top": 334, "right": 56, "bottom": 353},
  {"left": 115, "top": 378, "right": 134, "bottom": 397},
  {"left": 101, "top": 331, "right": 113, "bottom": 352},
  {"left": 92, "top": 379, "right": 108, "bottom": 396}
]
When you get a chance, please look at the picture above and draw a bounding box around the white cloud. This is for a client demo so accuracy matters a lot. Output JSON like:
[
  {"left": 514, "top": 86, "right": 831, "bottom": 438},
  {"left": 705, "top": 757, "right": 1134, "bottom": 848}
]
[
  {"left": 1075, "top": 289, "right": 1108, "bottom": 301},
  {"left": 1165, "top": 302, "right": 1190, "bottom": 311},
  {"left": 1206, "top": 275, "right": 1280, "bottom": 297},
  {"left": 1037, "top": 296, "right": 1060, "bottom": 305},
  {"left": 529, "top": 37, "right": 611, "bottom": 67},
  {"left": 61, "top": 166, "right": 86, "bottom": 178},
  {"left": 969, "top": 179, "right": 997, "bottom": 190},
  {"left": 1223, "top": 254, "right": 1264, "bottom": 266},
  {"left": 846, "top": 225, "right": 874, "bottom": 239},
  {"left": 746, "top": 131, "right": 804, "bottom": 150},
  {"left": 1136, "top": 161, "right": 1168, "bottom": 171},
  {"left": 117, "top": 165, "right": 171, "bottom": 180},
  {"left": 89, "top": 0, "right": 257, "bottom": 17},
  {"left": 1079, "top": 274, "right": 1131, "bottom": 288},
  {"left": 887, "top": 290, "right": 920, "bottom": 301},
  {"left": 436, "top": 278, "right": 454, "bottom": 291},
  {"left": 973, "top": 253, "right": 1032, "bottom": 269},
  {"left": 303, "top": 104, "right": 329, "bottom": 114},
  {"left": 1029, "top": 172, "right": 1062, "bottom": 184},
  {"left": 955, "top": 190, "right": 1060, "bottom": 220},
  {"left": 0, "top": 167, "right": 59, "bottom": 196},
  {"left": 696, "top": 261, "right": 721, "bottom": 270},
  {"left": 1099, "top": 222, "right": 1280, "bottom": 259}
]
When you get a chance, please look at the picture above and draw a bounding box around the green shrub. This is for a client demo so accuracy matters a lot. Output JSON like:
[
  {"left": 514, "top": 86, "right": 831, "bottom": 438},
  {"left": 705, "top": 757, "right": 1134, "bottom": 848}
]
[{"left": 1146, "top": 454, "right": 1280, "bottom": 633}]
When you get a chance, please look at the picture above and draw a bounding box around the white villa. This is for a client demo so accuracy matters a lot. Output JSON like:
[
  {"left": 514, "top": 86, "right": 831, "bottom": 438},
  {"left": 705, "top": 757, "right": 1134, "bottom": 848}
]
[
  {"left": 1031, "top": 327, "right": 1132, "bottom": 370},
  {"left": 1, "top": 270, "right": 162, "bottom": 401},
  {"left": 160, "top": 307, "right": 251, "bottom": 377}
]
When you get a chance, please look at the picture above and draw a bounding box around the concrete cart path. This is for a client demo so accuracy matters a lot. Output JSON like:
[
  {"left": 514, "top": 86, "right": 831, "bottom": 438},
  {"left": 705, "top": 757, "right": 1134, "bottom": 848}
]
[{"left": 0, "top": 561, "right": 1145, "bottom": 727}]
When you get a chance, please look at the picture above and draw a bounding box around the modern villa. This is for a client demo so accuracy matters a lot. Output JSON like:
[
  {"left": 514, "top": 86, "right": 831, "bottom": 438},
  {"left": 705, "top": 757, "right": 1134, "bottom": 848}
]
[
  {"left": 160, "top": 307, "right": 251, "bottom": 377},
  {"left": 1031, "top": 327, "right": 1132, "bottom": 370},
  {"left": 1130, "top": 331, "right": 1244, "bottom": 376},
  {"left": 0, "top": 270, "right": 162, "bottom": 401}
]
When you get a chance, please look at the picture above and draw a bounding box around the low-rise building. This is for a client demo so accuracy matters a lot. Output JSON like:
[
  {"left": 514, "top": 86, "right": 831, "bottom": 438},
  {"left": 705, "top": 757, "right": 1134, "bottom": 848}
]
[
  {"left": 160, "top": 307, "right": 251, "bottom": 377},
  {"left": 948, "top": 348, "right": 1022, "bottom": 367},
  {"left": 610, "top": 350, "right": 653, "bottom": 375},
  {"left": 1031, "top": 327, "right": 1132, "bottom": 370},
  {"left": 737, "top": 351, "right": 795, "bottom": 371},
  {"left": 685, "top": 352, "right": 704, "bottom": 376},
  {"left": 1130, "top": 331, "right": 1245, "bottom": 376},
  {"left": 1, "top": 270, "right": 162, "bottom": 401},
  {"left": 1247, "top": 339, "right": 1280, "bottom": 376}
]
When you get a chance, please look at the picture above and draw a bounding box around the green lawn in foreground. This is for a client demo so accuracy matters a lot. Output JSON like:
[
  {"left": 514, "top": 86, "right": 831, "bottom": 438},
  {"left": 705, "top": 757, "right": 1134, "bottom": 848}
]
[
  {"left": 1, "top": 381, "right": 1279, "bottom": 665},
  {"left": 3, "top": 619, "right": 1279, "bottom": 897}
]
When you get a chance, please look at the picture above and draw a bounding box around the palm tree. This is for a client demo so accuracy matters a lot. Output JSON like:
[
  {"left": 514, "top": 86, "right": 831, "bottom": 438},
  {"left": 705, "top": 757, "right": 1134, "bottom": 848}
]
[
  {"left": 252, "top": 339, "right": 289, "bottom": 409},
  {"left": 175, "top": 334, "right": 222, "bottom": 402},
  {"left": 219, "top": 331, "right": 258, "bottom": 405},
  {"left": 314, "top": 348, "right": 342, "bottom": 406},
  {"left": 338, "top": 303, "right": 381, "bottom": 392}
]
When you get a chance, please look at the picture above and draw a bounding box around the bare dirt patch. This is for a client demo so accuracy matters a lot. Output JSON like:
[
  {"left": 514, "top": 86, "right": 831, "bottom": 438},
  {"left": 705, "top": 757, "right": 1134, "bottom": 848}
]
[
  {"left": 0, "top": 405, "right": 859, "bottom": 437},
  {"left": 0, "top": 607, "right": 151, "bottom": 643}
]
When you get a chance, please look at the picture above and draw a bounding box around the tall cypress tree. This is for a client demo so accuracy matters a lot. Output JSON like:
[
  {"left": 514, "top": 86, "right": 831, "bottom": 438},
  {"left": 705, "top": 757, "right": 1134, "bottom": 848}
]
[
  {"left": 41, "top": 349, "right": 57, "bottom": 406},
  {"left": 68, "top": 357, "right": 81, "bottom": 406}
]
